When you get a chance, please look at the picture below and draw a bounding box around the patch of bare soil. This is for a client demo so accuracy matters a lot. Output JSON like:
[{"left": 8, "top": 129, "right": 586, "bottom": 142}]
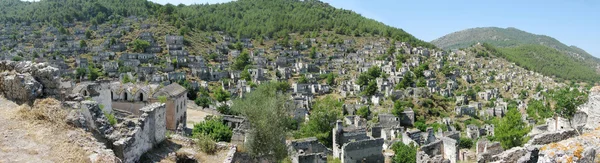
[
  {"left": 141, "top": 135, "right": 232, "bottom": 163},
  {"left": 0, "top": 98, "right": 111, "bottom": 162}
]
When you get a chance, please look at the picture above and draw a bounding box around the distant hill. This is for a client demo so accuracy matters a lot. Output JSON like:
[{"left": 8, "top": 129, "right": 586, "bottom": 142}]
[
  {"left": 0, "top": 0, "right": 434, "bottom": 48},
  {"left": 476, "top": 43, "right": 600, "bottom": 82},
  {"left": 432, "top": 27, "right": 600, "bottom": 82}
]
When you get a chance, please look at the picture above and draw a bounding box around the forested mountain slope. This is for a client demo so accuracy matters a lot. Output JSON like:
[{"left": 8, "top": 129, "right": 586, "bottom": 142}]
[
  {"left": 0, "top": 0, "right": 434, "bottom": 48},
  {"left": 433, "top": 27, "right": 600, "bottom": 82},
  {"left": 480, "top": 43, "right": 600, "bottom": 82}
]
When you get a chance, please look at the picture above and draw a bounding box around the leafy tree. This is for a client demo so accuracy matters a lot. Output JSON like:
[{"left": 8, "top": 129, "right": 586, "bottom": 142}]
[
  {"left": 356, "top": 106, "right": 370, "bottom": 119},
  {"left": 494, "top": 108, "right": 529, "bottom": 149},
  {"left": 75, "top": 67, "right": 87, "bottom": 79},
  {"left": 214, "top": 88, "right": 231, "bottom": 102},
  {"left": 298, "top": 75, "right": 308, "bottom": 84},
  {"left": 414, "top": 62, "right": 429, "bottom": 79},
  {"left": 309, "top": 46, "right": 317, "bottom": 59},
  {"left": 80, "top": 40, "right": 87, "bottom": 48},
  {"left": 361, "top": 80, "right": 378, "bottom": 96},
  {"left": 85, "top": 30, "right": 93, "bottom": 39},
  {"left": 232, "top": 51, "right": 251, "bottom": 70},
  {"left": 217, "top": 105, "right": 237, "bottom": 115},
  {"left": 326, "top": 73, "right": 335, "bottom": 85},
  {"left": 195, "top": 96, "right": 211, "bottom": 108},
  {"left": 459, "top": 137, "right": 473, "bottom": 149},
  {"left": 109, "top": 37, "right": 117, "bottom": 46},
  {"left": 240, "top": 69, "right": 251, "bottom": 81},
  {"left": 392, "top": 100, "right": 414, "bottom": 117},
  {"left": 414, "top": 121, "right": 427, "bottom": 131},
  {"left": 131, "top": 39, "right": 150, "bottom": 53},
  {"left": 87, "top": 66, "right": 100, "bottom": 80},
  {"left": 554, "top": 88, "right": 588, "bottom": 134},
  {"left": 535, "top": 83, "right": 543, "bottom": 92},
  {"left": 396, "top": 72, "right": 414, "bottom": 89},
  {"left": 273, "top": 81, "right": 291, "bottom": 92},
  {"left": 192, "top": 117, "right": 232, "bottom": 142},
  {"left": 295, "top": 95, "right": 343, "bottom": 148},
  {"left": 231, "top": 82, "right": 292, "bottom": 160},
  {"left": 526, "top": 99, "right": 552, "bottom": 122},
  {"left": 356, "top": 66, "right": 381, "bottom": 87},
  {"left": 391, "top": 142, "right": 417, "bottom": 163},
  {"left": 555, "top": 88, "right": 587, "bottom": 121},
  {"left": 207, "top": 53, "right": 218, "bottom": 62}
]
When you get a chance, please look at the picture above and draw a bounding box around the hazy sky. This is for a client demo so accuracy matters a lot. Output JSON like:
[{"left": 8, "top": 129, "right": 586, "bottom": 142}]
[{"left": 149, "top": 0, "right": 600, "bottom": 57}]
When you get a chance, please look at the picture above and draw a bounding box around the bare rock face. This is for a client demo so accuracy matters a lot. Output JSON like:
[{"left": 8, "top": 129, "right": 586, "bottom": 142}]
[
  {"left": 0, "top": 72, "right": 43, "bottom": 104},
  {"left": 0, "top": 61, "right": 60, "bottom": 104}
]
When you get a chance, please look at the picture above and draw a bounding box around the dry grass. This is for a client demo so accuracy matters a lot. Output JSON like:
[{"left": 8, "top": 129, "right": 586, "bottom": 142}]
[
  {"left": 17, "top": 98, "right": 67, "bottom": 126},
  {"left": 0, "top": 98, "right": 92, "bottom": 163}
]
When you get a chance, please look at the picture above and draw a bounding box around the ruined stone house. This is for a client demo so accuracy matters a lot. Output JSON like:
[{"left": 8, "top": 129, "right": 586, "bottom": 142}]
[{"left": 75, "top": 82, "right": 188, "bottom": 131}]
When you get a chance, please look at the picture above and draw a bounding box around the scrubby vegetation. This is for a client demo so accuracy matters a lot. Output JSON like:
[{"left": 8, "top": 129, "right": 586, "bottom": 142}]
[{"left": 0, "top": 0, "right": 434, "bottom": 48}]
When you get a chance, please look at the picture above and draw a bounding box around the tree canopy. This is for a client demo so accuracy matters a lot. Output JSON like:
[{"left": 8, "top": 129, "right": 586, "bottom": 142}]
[
  {"left": 231, "top": 82, "right": 292, "bottom": 160},
  {"left": 493, "top": 107, "right": 530, "bottom": 149},
  {"left": 0, "top": 0, "right": 434, "bottom": 48},
  {"left": 294, "top": 95, "right": 343, "bottom": 148}
]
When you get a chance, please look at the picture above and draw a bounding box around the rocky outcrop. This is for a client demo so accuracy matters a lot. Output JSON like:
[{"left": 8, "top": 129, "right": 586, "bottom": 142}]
[
  {"left": 0, "top": 72, "right": 43, "bottom": 104},
  {"left": 537, "top": 128, "right": 600, "bottom": 163},
  {"left": 0, "top": 61, "right": 60, "bottom": 104}
]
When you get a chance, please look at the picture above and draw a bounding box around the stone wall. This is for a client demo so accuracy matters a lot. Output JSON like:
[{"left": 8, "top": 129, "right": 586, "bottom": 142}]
[
  {"left": 341, "top": 138, "right": 384, "bottom": 163},
  {"left": 112, "top": 101, "right": 148, "bottom": 115},
  {"left": 112, "top": 103, "right": 166, "bottom": 163},
  {"left": 526, "top": 129, "right": 577, "bottom": 146}
]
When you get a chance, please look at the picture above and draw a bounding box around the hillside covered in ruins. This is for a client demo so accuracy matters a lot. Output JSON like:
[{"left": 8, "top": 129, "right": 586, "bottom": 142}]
[{"left": 0, "top": 0, "right": 598, "bottom": 163}]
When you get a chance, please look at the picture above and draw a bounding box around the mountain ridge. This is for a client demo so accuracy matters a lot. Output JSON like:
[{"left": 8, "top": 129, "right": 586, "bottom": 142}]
[{"left": 431, "top": 27, "right": 600, "bottom": 81}]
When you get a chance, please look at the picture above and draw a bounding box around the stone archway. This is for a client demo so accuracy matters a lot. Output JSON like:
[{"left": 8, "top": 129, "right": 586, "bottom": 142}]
[{"left": 138, "top": 93, "right": 144, "bottom": 102}]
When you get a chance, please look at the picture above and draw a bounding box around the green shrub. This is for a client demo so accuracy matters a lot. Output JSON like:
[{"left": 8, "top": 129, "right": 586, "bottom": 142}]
[
  {"left": 195, "top": 134, "right": 217, "bottom": 154},
  {"left": 11, "top": 56, "right": 23, "bottom": 61},
  {"left": 158, "top": 96, "right": 168, "bottom": 103},
  {"left": 192, "top": 117, "right": 232, "bottom": 142},
  {"left": 459, "top": 137, "right": 473, "bottom": 149},
  {"left": 104, "top": 111, "right": 117, "bottom": 125}
]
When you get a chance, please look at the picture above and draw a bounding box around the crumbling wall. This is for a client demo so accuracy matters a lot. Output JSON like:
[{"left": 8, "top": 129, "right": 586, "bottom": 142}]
[
  {"left": 442, "top": 137, "right": 458, "bottom": 163},
  {"left": 341, "top": 138, "right": 384, "bottom": 163},
  {"left": 298, "top": 154, "right": 327, "bottom": 163},
  {"left": 420, "top": 140, "right": 442, "bottom": 156},
  {"left": 341, "top": 131, "right": 370, "bottom": 144},
  {"left": 92, "top": 82, "right": 113, "bottom": 113},
  {"left": 526, "top": 129, "right": 577, "bottom": 145},
  {"left": 0, "top": 61, "right": 60, "bottom": 104},
  {"left": 579, "top": 86, "right": 600, "bottom": 131},
  {"left": 65, "top": 100, "right": 116, "bottom": 142},
  {"left": 112, "top": 103, "right": 166, "bottom": 163}
]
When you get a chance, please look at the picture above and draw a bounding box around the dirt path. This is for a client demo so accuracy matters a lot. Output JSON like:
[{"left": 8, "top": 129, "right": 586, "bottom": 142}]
[{"left": 0, "top": 98, "right": 102, "bottom": 163}]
